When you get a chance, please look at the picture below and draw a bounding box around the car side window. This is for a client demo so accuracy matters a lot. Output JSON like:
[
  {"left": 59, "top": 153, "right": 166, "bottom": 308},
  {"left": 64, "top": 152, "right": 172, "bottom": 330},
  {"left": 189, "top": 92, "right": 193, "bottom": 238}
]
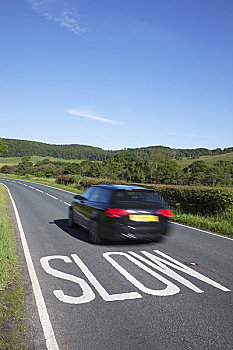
[
  {"left": 89, "top": 188, "right": 102, "bottom": 202},
  {"left": 99, "top": 189, "right": 112, "bottom": 203},
  {"left": 88, "top": 188, "right": 112, "bottom": 203},
  {"left": 82, "top": 187, "right": 95, "bottom": 200}
]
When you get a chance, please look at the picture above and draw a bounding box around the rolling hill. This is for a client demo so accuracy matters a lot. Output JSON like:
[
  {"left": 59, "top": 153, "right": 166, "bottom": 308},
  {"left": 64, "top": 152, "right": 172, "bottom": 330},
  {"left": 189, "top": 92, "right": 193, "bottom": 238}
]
[{"left": 1, "top": 138, "right": 233, "bottom": 165}]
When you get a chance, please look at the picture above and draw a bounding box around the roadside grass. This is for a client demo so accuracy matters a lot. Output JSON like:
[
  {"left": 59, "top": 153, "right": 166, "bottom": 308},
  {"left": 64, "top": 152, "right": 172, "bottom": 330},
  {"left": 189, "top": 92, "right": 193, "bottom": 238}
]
[
  {"left": 1, "top": 174, "right": 233, "bottom": 239},
  {"left": 0, "top": 184, "right": 28, "bottom": 349},
  {"left": 172, "top": 211, "right": 233, "bottom": 238}
]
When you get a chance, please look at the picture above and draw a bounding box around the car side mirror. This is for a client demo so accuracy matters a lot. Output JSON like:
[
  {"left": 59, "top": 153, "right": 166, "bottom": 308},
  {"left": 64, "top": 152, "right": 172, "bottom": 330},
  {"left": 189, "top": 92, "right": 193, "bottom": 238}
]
[{"left": 74, "top": 194, "right": 82, "bottom": 200}]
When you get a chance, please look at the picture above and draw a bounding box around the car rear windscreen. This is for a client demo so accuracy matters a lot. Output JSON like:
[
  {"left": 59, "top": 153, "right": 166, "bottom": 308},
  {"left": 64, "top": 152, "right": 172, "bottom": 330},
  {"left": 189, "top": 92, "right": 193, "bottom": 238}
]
[{"left": 113, "top": 190, "right": 163, "bottom": 204}]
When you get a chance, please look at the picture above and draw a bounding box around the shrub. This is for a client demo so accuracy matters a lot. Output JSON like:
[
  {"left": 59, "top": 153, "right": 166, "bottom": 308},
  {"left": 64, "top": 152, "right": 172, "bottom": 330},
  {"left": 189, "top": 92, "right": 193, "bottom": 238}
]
[
  {"left": 34, "top": 171, "right": 45, "bottom": 177},
  {"left": 0, "top": 165, "right": 14, "bottom": 174},
  {"left": 76, "top": 176, "right": 129, "bottom": 190},
  {"left": 56, "top": 174, "right": 74, "bottom": 185}
]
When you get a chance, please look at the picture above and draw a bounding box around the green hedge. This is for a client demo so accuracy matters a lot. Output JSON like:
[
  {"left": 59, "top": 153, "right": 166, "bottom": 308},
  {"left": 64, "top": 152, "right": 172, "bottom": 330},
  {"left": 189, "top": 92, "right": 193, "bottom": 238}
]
[
  {"left": 73, "top": 176, "right": 129, "bottom": 189},
  {"left": 64, "top": 176, "right": 233, "bottom": 216},
  {"left": 152, "top": 186, "right": 233, "bottom": 215}
]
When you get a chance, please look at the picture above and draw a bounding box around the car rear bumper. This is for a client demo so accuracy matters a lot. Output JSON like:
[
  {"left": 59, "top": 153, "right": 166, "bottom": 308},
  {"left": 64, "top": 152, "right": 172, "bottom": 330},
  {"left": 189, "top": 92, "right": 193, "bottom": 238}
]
[{"left": 102, "top": 222, "right": 171, "bottom": 242}]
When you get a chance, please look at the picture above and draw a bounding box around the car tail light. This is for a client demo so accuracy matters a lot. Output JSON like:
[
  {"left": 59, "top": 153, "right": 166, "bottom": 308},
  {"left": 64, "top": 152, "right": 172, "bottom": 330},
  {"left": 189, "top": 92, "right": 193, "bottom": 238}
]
[
  {"left": 156, "top": 209, "right": 174, "bottom": 218},
  {"left": 105, "top": 208, "right": 129, "bottom": 218}
]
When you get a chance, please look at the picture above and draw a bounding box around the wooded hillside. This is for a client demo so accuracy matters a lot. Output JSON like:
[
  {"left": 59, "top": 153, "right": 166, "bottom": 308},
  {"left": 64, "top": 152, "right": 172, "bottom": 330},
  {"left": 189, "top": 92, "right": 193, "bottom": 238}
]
[{"left": 2, "top": 138, "right": 233, "bottom": 161}]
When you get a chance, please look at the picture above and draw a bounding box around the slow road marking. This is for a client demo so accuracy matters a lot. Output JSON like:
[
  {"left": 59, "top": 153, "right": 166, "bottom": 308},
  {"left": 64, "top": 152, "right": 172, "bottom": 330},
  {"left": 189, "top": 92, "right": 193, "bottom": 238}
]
[{"left": 40, "top": 250, "right": 231, "bottom": 305}]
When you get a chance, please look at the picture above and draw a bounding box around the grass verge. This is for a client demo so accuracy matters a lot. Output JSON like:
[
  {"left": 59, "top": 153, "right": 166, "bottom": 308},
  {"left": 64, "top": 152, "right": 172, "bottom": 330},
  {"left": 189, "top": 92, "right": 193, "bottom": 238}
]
[
  {"left": 0, "top": 184, "right": 28, "bottom": 349},
  {"left": 172, "top": 211, "right": 233, "bottom": 238}
]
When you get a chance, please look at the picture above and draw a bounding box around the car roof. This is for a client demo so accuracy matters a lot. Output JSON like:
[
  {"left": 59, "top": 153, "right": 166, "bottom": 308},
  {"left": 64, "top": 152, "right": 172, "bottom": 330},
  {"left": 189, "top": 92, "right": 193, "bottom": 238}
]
[{"left": 92, "top": 183, "right": 153, "bottom": 191}]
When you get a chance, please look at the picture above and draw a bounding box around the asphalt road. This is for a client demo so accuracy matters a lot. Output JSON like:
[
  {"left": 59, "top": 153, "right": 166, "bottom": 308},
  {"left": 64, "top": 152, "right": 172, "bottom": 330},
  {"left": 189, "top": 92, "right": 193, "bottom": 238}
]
[{"left": 1, "top": 176, "right": 233, "bottom": 350}]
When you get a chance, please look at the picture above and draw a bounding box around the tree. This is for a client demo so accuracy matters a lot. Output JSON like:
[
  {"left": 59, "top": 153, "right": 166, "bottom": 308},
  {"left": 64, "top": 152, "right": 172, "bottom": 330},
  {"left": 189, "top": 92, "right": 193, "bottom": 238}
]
[
  {"left": 15, "top": 156, "right": 34, "bottom": 175},
  {"left": 0, "top": 165, "right": 13, "bottom": 174},
  {"left": 154, "top": 159, "right": 183, "bottom": 184},
  {"left": 0, "top": 139, "right": 8, "bottom": 156},
  {"left": 63, "top": 163, "right": 80, "bottom": 174},
  {"left": 188, "top": 160, "right": 207, "bottom": 173}
]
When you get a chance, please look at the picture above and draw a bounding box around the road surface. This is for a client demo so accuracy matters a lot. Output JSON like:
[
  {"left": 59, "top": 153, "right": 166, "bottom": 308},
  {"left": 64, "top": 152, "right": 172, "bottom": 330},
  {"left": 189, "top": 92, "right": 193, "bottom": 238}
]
[{"left": 1, "top": 177, "right": 232, "bottom": 350}]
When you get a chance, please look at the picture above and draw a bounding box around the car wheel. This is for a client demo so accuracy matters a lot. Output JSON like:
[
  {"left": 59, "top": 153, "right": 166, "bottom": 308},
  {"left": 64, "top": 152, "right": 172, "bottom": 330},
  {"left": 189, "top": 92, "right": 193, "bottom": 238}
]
[
  {"left": 68, "top": 208, "right": 75, "bottom": 228},
  {"left": 89, "top": 220, "right": 102, "bottom": 244}
]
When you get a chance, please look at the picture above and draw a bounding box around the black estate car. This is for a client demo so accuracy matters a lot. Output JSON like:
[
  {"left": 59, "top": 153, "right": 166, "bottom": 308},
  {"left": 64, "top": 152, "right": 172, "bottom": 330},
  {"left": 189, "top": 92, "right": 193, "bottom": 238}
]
[{"left": 68, "top": 184, "right": 174, "bottom": 244}]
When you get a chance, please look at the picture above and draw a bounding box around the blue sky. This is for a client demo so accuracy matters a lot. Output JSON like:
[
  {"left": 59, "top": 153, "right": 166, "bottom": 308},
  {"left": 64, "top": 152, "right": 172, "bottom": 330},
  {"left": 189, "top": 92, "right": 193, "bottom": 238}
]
[{"left": 1, "top": 0, "right": 233, "bottom": 150}]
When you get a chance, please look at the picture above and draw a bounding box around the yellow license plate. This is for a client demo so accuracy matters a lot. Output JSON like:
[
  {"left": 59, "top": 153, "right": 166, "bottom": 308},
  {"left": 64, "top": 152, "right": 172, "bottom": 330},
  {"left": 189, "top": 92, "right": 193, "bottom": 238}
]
[{"left": 129, "top": 215, "right": 159, "bottom": 222}]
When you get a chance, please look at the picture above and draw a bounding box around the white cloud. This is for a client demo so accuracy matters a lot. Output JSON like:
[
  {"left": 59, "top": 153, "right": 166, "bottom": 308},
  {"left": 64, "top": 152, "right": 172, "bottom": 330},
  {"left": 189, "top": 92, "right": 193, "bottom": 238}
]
[
  {"left": 67, "top": 108, "right": 120, "bottom": 125},
  {"left": 27, "top": 0, "right": 86, "bottom": 35}
]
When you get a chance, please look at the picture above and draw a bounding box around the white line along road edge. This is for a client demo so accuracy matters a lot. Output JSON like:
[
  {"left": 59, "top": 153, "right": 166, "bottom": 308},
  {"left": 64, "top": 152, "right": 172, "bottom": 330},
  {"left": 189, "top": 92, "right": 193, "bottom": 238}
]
[
  {"left": 172, "top": 222, "right": 233, "bottom": 241},
  {"left": 1, "top": 183, "right": 59, "bottom": 350}
]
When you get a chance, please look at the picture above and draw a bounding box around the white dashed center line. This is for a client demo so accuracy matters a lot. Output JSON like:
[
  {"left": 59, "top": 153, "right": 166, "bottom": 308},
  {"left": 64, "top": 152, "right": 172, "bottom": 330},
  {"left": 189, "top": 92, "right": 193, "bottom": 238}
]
[
  {"left": 2, "top": 178, "right": 70, "bottom": 207},
  {"left": 46, "top": 193, "right": 58, "bottom": 200}
]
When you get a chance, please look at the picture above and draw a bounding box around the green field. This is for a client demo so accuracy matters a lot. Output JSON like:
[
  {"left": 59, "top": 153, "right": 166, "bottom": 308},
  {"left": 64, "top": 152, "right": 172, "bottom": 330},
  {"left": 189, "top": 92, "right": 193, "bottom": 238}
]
[
  {"left": 1, "top": 152, "right": 233, "bottom": 169},
  {"left": 0, "top": 156, "right": 83, "bottom": 167},
  {"left": 176, "top": 152, "right": 233, "bottom": 168}
]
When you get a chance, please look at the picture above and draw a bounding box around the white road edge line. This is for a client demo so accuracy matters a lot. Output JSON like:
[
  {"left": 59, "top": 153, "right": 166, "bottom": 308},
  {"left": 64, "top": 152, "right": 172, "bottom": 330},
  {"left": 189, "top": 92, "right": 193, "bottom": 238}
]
[
  {"left": 172, "top": 222, "right": 233, "bottom": 241},
  {"left": 1, "top": 183, "right": 59, "bottom": 350}
]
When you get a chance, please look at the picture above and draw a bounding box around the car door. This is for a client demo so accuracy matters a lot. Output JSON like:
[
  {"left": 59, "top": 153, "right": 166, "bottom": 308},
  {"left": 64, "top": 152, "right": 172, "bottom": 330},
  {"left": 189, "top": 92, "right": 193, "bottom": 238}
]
[
  {"left": 73, "top": 187, "right": 95, "bottom": 227},
  {"left": 80, "top": 187, "right": 101, "bottom": 227},
  {"left": 82, "top": 187, "right": 111, "bottom": 229}
]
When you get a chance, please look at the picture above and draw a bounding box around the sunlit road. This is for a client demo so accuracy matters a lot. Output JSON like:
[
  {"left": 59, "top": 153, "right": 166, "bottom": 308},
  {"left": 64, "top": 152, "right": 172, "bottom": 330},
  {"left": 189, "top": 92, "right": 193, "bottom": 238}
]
[{"left": 1, "top": 177, "right": 233, "bottom": 350}]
